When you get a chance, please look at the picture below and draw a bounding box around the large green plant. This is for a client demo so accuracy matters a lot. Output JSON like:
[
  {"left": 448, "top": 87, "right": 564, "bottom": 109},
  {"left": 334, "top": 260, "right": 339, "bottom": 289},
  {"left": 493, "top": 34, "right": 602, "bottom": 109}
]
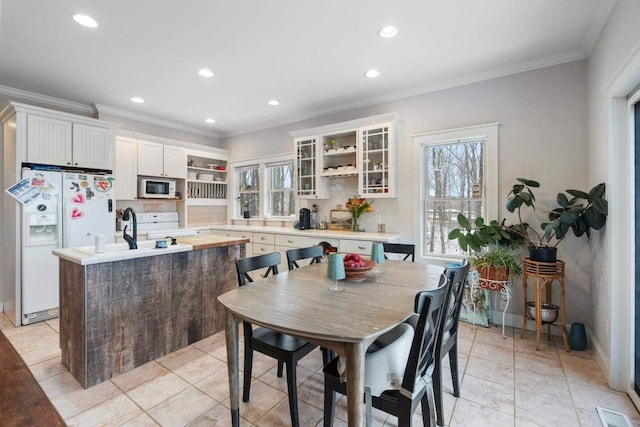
[{"left": 470, "top": 245, "right": 523, "bottom": 279}]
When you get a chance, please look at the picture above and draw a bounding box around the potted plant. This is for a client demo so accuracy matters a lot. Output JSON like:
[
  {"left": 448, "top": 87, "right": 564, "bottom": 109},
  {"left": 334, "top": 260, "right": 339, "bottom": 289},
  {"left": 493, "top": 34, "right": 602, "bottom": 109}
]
[
  {"left": 505, "top": 178, "right": 608, "bottom": 262},
  {"left": 470, "top": 244, "right": 523, "bottom": 281}
]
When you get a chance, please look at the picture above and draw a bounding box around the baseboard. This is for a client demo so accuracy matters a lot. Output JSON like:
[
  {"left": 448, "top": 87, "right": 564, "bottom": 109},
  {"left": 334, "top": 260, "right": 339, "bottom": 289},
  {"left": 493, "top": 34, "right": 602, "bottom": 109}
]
[
  {"left": 487, "top": 311, "right": 566, "bottom": 336},
  {"left": 0, "top": 302, "right": 3, "bottom": 312},
  {"left": 588, "top": 327, "right": 620, "bottom": 392}
]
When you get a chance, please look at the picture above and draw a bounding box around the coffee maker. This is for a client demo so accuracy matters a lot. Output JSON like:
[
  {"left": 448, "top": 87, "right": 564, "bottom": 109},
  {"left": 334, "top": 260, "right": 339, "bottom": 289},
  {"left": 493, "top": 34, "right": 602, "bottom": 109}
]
[{"left": 299, "top": 208, "right": 311, "bottom": 230}]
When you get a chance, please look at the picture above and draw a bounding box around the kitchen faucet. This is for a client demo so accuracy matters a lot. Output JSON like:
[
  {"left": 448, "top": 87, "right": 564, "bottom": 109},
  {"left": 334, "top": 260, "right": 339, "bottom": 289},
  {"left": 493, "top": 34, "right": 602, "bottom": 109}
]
[{"left": 122, "top": 207, "right": 138, "bottom": 250}]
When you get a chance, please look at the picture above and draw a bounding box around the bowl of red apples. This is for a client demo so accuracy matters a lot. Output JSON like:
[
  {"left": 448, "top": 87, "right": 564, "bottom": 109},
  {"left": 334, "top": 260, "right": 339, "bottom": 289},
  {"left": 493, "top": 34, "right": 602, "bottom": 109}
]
[{"left": 343, "top": 253, "right": 375, "bottom": 282}]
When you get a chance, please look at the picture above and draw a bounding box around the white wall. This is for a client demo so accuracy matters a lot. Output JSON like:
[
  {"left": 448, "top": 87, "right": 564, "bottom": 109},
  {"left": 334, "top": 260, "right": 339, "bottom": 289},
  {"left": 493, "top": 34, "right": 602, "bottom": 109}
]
[
  {"left": 587, "top": 0, "right": 640, "bottom": 390},
  {"left": 223, "top": 60, "right": 590, "bottom": 322}
]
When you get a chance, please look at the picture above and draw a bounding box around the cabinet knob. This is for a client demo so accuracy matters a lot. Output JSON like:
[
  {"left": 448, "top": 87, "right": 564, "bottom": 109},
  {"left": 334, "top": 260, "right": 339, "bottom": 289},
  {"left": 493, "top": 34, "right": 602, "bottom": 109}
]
[
  {"left": 287, "top": 239, "right": 294, "bottom": 243},
  {"left": 74, "top": 163, "right": 78, "bottom": 166},
  {"left": 358, "top": 245, "right": 366, "bottom": 249},
  {"left": 260, "top": 236, "right": 266, "bottom": 240},
  {"left": 67, "top": 162, "right": 71, "bottom": 165}
]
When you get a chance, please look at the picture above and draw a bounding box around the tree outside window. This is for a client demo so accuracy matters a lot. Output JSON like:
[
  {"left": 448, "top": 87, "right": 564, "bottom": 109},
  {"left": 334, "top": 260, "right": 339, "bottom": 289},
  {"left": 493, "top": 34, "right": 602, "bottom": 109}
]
[
  {"left": 423, "top": 139, "right": 485, "bottom": 256},
  {"left": 237, "top": 165, "right": 259, "bottom": 217},
  {"left": 267, "top": 161, "right": 295, "bottom": 217}
]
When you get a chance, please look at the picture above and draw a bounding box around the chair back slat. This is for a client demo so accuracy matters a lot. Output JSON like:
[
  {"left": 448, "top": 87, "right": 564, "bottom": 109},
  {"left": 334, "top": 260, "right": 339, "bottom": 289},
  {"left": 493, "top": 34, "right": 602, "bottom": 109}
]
[
  {"left": 235, "top": 252, "right": 281, "bottom": 286},
  {"left": 401, "top": 273, "right": 449, "bottom": 394},
  {"left": 383, "top": 243, "right": 415, "bottom": 262},
  {"left": 440, "top": 260, "right": 470, "bottom": 341},
  {"left": 286, "top": 246, "right": 324, "bottom": 270}
]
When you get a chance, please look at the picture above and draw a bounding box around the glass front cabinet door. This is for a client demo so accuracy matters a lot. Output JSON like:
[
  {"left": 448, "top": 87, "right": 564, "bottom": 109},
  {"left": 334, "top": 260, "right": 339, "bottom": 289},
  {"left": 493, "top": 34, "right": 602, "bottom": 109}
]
[
  {"left": 359, "top": 123, "right": 395, "bottom": 198},
  {"left": 295, "top": 136, "right": 321, "bottom": 199}
]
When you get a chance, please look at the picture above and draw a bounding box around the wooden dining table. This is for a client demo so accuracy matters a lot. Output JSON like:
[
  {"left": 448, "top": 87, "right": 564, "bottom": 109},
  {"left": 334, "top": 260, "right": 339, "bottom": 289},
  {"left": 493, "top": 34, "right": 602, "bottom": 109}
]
[{"left": 217, "top": 260, "right": 444, "bottom": 427}]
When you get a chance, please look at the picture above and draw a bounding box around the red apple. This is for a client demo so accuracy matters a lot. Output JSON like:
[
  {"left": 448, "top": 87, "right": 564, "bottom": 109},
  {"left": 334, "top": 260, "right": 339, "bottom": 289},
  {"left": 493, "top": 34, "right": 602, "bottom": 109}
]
[
  {"left": 345, "top": 260, "right": 356, "bottom": 268},
  {"left": 352, "top": 254, "right": 362, "bottom": 263}
]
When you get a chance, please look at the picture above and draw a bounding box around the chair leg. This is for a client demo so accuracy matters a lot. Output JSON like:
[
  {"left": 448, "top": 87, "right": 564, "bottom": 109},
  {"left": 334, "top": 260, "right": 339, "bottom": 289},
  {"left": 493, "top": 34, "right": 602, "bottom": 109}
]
[
  {"left": 397, "top": 397, "right": 413, "bottom": 427},
  {"left": 285, "top": 360, "right": 300, "bottom": 427},
  {"left": 426, "top": 382, "right": 437, "bottom": 427},
  {"left": 365, "top": 386, "right": 372, "bottom": 427},
  {"left": 323, "top": 379, "right": 336, "bottom": 427},
  {"left": 242, "top": 342, "right": 253, "bottom": 402},
  {"left": 449, "top": 343, "right": 460, "bottom": 397},
  {"left": 277, "top": 360, "right": 284, "bottom": 377},
  {"left": 420, "top": 394, "right": 431, "bottom": 427},
  {"left": 321, "top": 347, "right": 335, "bottom": 366},
  {"left": 433, "top": 357, "right": 444, "bottom": 426}
]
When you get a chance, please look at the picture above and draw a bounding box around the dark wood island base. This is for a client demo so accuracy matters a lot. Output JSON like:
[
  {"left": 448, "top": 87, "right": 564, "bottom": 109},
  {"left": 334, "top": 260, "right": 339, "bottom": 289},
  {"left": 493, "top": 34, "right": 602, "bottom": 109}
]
[{"left": 57, "top": 238, "right": 247, "bottom": 388}]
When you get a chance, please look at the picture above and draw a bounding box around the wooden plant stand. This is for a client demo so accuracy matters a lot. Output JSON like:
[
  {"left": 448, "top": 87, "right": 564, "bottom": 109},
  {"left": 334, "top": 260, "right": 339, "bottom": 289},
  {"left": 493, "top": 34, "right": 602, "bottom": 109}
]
[{"left": 520, "top": 258, "right": 570, "bottom": 351}]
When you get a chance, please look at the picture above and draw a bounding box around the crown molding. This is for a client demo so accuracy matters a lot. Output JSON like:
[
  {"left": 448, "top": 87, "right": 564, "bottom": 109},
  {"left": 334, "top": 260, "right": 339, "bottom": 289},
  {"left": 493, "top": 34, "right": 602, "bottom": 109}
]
[
  {"left": 0, "top": 84, "right": 95, "bottom": 116},
  {"left": 94, "top": 103, "right": 220, "bottom": 140},
  {"left": 581, "top": 0, "right": 617, "bottom": 56},
  {"left": 289, "top": 113, "right": 399, "bottom": 138},
  {"left": 222, "top": 50, "right": 587, "bottom": 139}
]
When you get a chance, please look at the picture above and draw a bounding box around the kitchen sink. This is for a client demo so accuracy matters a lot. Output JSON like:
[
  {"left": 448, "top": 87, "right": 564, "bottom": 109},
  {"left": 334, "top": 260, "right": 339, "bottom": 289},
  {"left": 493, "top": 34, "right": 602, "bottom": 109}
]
[{"left": 72, "top": 240, "right": 188, "bottom": 255}]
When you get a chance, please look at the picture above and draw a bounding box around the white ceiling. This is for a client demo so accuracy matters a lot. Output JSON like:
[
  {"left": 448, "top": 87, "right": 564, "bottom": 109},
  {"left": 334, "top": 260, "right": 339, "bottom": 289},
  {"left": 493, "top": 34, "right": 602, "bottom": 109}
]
[{"left": 0, "top": 0, "right": 614, "bottom": 139}]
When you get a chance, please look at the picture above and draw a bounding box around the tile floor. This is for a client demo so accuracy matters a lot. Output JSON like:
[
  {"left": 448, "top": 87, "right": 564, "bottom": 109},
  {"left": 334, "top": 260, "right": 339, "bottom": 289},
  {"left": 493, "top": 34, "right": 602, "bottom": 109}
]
[{"left": 1, "top": 312, "right": 639, "bottom": 427}]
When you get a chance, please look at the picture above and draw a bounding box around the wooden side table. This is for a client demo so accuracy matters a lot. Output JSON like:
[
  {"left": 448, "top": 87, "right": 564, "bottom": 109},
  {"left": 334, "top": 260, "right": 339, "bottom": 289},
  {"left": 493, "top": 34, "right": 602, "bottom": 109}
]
[{"left": 520, "top": 258, "right": 570, "bottom": 351}]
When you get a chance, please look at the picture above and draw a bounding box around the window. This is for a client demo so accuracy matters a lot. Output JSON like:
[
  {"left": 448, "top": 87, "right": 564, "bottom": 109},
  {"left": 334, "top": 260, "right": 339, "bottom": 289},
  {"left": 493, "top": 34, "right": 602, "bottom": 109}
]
[
  {"left": 236, "top": 165, "right": 259, "bottom": 217},
  {"left": 267, "top": 160, "right": 295, "bottom": 217},
  {"left": 413, "top": 123, "right": 499, "bottom": 259},
  {"left": 230, "top": 154, "right": 296, "bottom": 219}
]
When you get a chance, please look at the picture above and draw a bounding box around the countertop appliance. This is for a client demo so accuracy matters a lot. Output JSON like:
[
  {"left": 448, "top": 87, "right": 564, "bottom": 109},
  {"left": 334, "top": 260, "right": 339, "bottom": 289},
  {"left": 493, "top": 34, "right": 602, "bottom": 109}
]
[
  {"left": 128, "top": 212, "right": 198, "bottom": 239},
  {"left": 21, "top": 168, "right": 115, "bottom": 324},
  {"left": 138, "top": 177, "right": 176, "bottom": 199},
  {"left": 299, "top": 208, "right": 311, "bottom": 230}
]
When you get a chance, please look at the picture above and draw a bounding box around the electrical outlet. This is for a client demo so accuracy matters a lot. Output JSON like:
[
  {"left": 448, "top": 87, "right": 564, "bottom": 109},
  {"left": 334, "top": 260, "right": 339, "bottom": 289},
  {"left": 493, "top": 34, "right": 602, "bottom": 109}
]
[{"left": 499, "top": 298, "right": 508, "bottom": 310}]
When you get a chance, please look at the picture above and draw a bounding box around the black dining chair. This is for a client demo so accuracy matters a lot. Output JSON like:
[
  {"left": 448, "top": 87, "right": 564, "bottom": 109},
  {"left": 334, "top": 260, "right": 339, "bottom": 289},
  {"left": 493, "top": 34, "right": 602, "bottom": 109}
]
[
  {"left": 235, "top": 252, "right": 318, "bottom": 427},
  {"left": 433, "top": 260, "right": 470, "bottom": 426},
  {"left": 323, "top": 273, "right": 450, "bottom": 427},
  {"left": 286, "top": 245, "right": 335, "bottom": 365},
  {"left": 286, "top": 245, "right": 324, "bottom": 270},
  {"left": 383, "top": 243, "right": 416, "bottom": 262}
]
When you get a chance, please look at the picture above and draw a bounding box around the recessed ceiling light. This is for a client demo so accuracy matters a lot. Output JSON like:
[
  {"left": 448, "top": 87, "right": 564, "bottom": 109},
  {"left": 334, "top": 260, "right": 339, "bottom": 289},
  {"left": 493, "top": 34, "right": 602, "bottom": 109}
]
[
  {"left": 378, "top": 26, "right": 398, "bottom": 39},
  {"left": 268, "top": 100, "right": 280, "bottom": 106},
  {"left": 198, "top": 68, "right": 214, "bottom": 78},
  {"left": 130, "top": 97, "right": 145, "bottom": 104},
  {"left": 205, "top": 118, "right": 216, "bottom": 124},
  {"left": 365, "top": 69, "right": 380, "bottom": 78},
  {"left": 72, "top": 14, "right": 98, "bottom": 28}
]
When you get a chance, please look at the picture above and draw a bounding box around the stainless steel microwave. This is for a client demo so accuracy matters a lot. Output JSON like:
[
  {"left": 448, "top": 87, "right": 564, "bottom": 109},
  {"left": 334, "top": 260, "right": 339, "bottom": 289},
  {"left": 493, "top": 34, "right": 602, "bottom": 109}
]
[{"left": 138, "top": 178, "right": 176, "bottom": 199}]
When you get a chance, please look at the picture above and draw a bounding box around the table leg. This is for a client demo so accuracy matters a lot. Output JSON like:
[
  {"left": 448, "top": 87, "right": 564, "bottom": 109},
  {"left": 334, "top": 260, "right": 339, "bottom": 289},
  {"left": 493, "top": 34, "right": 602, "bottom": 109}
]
[
  {"left": 520, "top": 273, "right": 528, "bottom": 338},
  {"left": 535, "top": 280, "right": 542, "bottom": 351},
  {"left": 225, "top": 311, "right": 240, "bottom": 427},
  {"left": 345, "top": 341, "right": 366, "bottom": 427}
]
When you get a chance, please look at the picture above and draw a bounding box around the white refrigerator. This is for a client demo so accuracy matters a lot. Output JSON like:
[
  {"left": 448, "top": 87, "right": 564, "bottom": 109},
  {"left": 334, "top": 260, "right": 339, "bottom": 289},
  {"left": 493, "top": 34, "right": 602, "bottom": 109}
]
[{"left": 21, "top": 169, "right": 115, "bottom": 324}]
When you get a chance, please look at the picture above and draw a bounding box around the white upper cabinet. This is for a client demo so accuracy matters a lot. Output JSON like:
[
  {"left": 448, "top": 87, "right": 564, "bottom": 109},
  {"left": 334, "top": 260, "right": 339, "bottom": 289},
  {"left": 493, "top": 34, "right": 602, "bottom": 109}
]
[
  {"left": 26, "top": 113, "right": 114, "bottom": 170},
  {"left": 290, "top": 113, "right": 398, "bottom": 199},
  {"left": 114, "top": 136, "right": 138, "bottom": 200},
  {"left": 138, "top": 140, "right": 185, "bottom": 178}
]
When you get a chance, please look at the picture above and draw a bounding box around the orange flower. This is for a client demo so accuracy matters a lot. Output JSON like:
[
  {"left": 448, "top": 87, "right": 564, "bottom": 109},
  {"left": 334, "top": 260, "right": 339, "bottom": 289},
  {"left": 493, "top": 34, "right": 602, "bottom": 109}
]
[{"left": 346, "top": 196, "right": 373, "bottom": 218}]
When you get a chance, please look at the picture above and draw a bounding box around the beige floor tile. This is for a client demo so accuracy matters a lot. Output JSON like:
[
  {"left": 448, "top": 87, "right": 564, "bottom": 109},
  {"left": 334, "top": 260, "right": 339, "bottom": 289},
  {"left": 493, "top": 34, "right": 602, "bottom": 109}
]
[
  {"left": 147, "top": 387, "right": 216, "bottom": 426},
  {"left": 297, "top": 372, "right": 325, "bottom": 410},
  {"left": 46, "top": 317, "right": 60, "bottom": 333},
  {"left": 470, "top": 341, "right": 513, "bottom": 365},
  {"left": 516, "top": 330, "right": 561, "bottom": 360},
  {"left": 126, "top": 372, "right": 191, "bottom": 410},
  {"left": 190, "top": 331, "right": 226, "bottom": 354},
  {"left": 194, "top": 366, "right": 242, "bottom": 403},
  {"left": 19, "top": 339, "right": 62, "bottom": 366},
  {"left": 458, "top": 374, "right": 514, "bottom": 415},
  {"left": 576, "top": 407, "right": 607, "bottom": 427},
  {"left": 40, "top": 370, "right": 83, "bottom": 399},
  {"left": 258, "top": 363, "right": 315, "bottom": 394},
  {"left": 332, "top": 395, "right": 389, "bottom": 426},
  {"left": 209, "top": 338, "right": 245, "bottom": 363},
  {"left": 111, "top": 361, "right": 170, "bottom": 392},
  {"left": 0, "top": 312, "right": 16, "bottom": 330},
  {"left": 562, "top": 361, "right": 609, "bottom": 390},
  {"left": 514, "top": 352, "right": 564, "bottom": 377},
  {"left": 474, "top": 327, "right": 515, "bottom": 350},
  {"left": 120, "top": 413, "right": 161, "bottom": 426},
  {"left": 257, "top": 396, "right": 323, "bottom": 427},
  {"left": 456, "top": 337, "right": 474, "bottom": 356},
  {"left": 65, "top": 394, "right": 142, "bottom": 427},
  {"left": 558, "top": 351, "right": 599, "bottom": 369},
  {"left": 52, "top": 380, "right": 122, "bottom": 419},
  {"left": 465, "top": 356, "right": 514, "bottom": 387},
  {"left": 155, "top": 346, "right": 206, "bottom": 371},
  {"left": 223, "top": 380, "right": 286, "bottom": 423},
  {"left": 247, "top": 352, "right": 280, "bottom": 378},
  {"left": 515, "top": 417, "right": 547, "bottom": 426},
  {"left": 173, "top": 353, "right": 227, "bottom": 385},
  {"left": 450, "top": 397, "right": 514, "bottom": 426},
  {"left": 569, "top": 383, "right": 640, "bottom": 421},
  {"left": 515, "top": 388, "right": 580, "bottom": 427},
  {"left": 457, "top": 322, "right": 477, "bottom": 341},
  {"left": 29, "top": 355, "right": 66, "bottom": 381},
  {"left": 297, "top": 347, "right": 325, "bottom": 371},
  {"left": 187, "top": 403, "right": 253, "bottom": 426},
  {"left": 514, "top": 368, "right": 572, "bottom": 403}
]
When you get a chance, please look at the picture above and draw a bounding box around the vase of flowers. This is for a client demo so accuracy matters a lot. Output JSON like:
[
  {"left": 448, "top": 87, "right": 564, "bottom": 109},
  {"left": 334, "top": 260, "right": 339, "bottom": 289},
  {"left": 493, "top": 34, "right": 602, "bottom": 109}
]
[{"left": 346, "top": 196, "right": 373, "bottom": 231}]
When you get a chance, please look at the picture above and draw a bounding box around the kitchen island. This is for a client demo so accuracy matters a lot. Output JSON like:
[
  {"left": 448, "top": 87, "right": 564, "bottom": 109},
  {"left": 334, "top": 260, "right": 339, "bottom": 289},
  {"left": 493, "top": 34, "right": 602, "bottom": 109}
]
[{"left": 52, "top": 236, "right": 249, "bottom": 388}]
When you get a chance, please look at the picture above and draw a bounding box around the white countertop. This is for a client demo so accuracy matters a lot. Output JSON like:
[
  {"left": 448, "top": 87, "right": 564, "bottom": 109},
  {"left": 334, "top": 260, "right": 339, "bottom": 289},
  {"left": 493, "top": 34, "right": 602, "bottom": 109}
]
[
  {"left": 53, "top": 240, "right": 193, "bottom": 266},
  {"left": 209, "top": 225, "right": 402, "bottom": 242}
]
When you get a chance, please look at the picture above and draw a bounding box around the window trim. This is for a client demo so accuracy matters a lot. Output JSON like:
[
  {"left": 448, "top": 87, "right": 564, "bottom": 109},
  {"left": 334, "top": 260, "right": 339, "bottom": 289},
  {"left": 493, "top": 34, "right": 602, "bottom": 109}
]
[
  {"left": 266, "top": 159, "right": 295, "bottom": 219},
  {"left": 229, "top": 153, "right": 296, "bottom": 220},
  {"left": 413, "top": 122, "right": 499, "bottom": 262}
]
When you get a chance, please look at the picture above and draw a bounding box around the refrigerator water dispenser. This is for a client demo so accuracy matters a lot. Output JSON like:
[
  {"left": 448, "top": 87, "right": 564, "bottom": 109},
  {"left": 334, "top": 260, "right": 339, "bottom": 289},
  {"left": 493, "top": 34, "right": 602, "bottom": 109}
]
[{"left": 25, "top": 213, "right": 59, "bottom": 246}]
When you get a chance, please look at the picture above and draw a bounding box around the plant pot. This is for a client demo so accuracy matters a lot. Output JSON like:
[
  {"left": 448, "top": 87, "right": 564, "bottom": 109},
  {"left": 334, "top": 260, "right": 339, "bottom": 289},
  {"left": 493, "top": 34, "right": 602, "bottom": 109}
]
[
  {"left": 529, "top": 247, "right": 557, "bottom": 263},
  {"left": 243, "top": 210, "right": 251, "bottom": 219},
  {"left": 477, "top": 266, "right": 509, "bottom": 281},
  {"left": 569, "top": 322, "right": 587, "bottom": 350}
]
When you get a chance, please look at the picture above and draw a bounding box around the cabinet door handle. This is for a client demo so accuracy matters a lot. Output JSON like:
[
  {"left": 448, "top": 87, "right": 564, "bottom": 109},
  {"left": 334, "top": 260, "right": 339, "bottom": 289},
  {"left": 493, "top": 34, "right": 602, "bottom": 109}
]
[
  {"left": 358, "top": 245, "right": 366, "bottom": 249},
  {"left": 287, "top": 239, "right": 294, "bottom": 243},
  {"left": 260, "top": 236, "right": 266, "bottom": 240}
]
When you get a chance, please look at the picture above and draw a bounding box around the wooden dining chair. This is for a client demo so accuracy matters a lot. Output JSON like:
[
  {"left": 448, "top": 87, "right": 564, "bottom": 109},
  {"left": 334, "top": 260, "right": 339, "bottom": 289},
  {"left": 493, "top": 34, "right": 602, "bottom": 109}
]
[
  {"left": 383, "top": 243, "right": 416, "bottom": 262},
  {"left": 235, "top": 252, "right": 318, "bottom": 427},
  {"left": 286, "top": 245, "right": 323, "bottom": 270},
  {"left": 323, "top": 273, "right": 450, "bottom": 427},
  {"left": 433, "top": 260, "right": 470, "bottom": 426}
]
